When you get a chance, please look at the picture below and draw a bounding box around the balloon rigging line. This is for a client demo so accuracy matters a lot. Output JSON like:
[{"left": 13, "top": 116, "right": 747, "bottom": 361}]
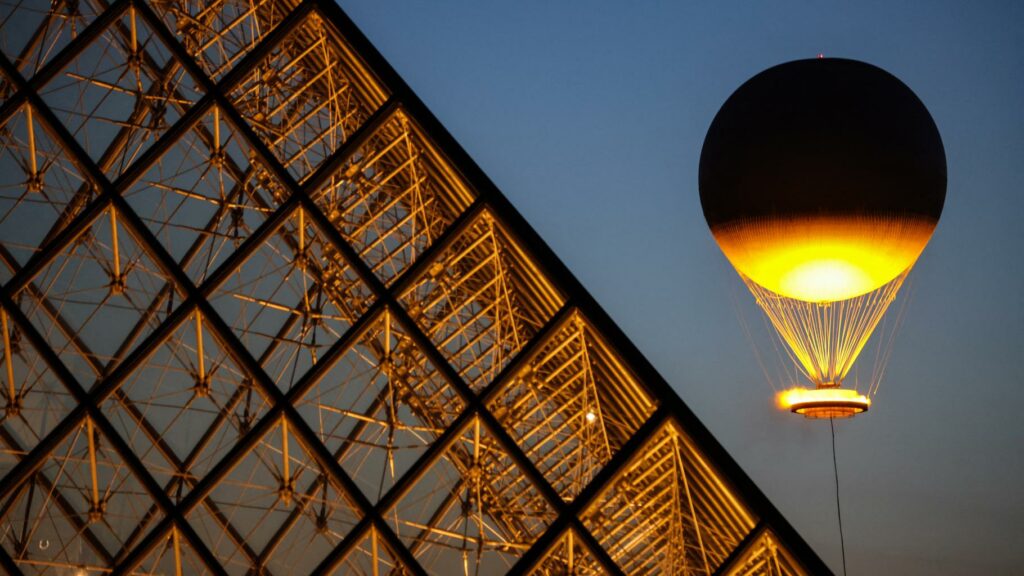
[
  {"left": 870, "top": 277, "right": 914, "bottom": 398},
  {"left": 731, "top": 285, "right": 781, "bottom": 391},
  {"left": 831, "top": 417, "right": 848, "bottom": 576},
  {"left": 766, "top": 310, "right": 802, "bottom": 388},
  {"left": 744, "top": 271, "right": 906, "bottom": 388}
]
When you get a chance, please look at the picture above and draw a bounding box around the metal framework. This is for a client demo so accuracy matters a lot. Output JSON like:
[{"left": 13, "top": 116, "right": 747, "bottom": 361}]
[{"left": 0, "top": 1, "right": 831, "bottom": 574}]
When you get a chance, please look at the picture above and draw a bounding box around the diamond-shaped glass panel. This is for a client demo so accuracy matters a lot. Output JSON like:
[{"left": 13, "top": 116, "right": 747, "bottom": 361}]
[
  {"left": 39, "top": 6, "right": 202, "bottom": 178},
  {"left": 229, "top": 11, "right": 388, "bottom": 181},
  {"left": 209, "top": 206, "right": 374, "bottom": 392},
  {"left": 582, "top": 421, "right": 757, "bottom": 575},
  {"left": 0, "top": 104, "right": 95, "bottom": 268},
  {"left": 123, "top": 106, "right": 284, "bottom": 284},
  {"left": 102, "top": 308, "right": 271, "bottom": 498},
  {"left": 0, "top": 416, "right": 165, "bottom": 572},
  {"left": 296, "top": 308, "right": 464, "bottom": 503},
  {"left": 400, "top": 211, "right": 564, "bottom": 393},
  {"left": 186, "top": 416, "right": 362, "bottom": 575},
  {"left": 389, "top": 416, "right": 555, "bottom": 574},
  {"left": 312, "top": 110, "right": 474, "bottom": 285},
  {"left": 488, "top": 311, "right": 656, "bottom": 501},
  {"left": 14, "top": 205, "right": 182, "bottom": 386}
]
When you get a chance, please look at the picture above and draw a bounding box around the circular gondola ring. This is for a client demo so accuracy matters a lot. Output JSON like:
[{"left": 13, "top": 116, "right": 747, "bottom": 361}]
[{"left": 777, "top": 386, "right": 870, "bottom": 419}]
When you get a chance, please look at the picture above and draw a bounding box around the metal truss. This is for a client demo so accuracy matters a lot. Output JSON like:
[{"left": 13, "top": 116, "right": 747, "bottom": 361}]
[{"left": 0, "top": 1, "right": 832, "bottom": 574}]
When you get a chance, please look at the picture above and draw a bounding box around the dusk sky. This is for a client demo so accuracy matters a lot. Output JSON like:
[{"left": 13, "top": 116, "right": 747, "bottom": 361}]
[{"left": 342, "top": 2, "right": 1023, "bottom": 574}]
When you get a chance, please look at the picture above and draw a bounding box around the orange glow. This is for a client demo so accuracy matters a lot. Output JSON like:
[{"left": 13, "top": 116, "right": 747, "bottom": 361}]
[
  {"left": 712, "top": 214, "right": 935, "bottom": 301},
  {"left": 776, "top": 387, "right": 870, "bottom": 419}
]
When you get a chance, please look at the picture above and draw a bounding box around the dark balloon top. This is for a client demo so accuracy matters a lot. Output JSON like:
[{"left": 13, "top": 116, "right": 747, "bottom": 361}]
[{"left": 699, "top": 58, "right": 946, "bottom": 227}]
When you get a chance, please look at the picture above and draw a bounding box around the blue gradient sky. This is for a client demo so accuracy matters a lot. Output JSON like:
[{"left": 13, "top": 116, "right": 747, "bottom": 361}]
[{"left": 342, "top": 2, "right": 1023, "bottom": 573}]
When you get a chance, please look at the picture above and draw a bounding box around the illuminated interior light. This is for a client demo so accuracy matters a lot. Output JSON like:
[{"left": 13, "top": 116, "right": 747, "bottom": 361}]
[
  {"left": 585, "top": 411, "right": 597, "bottom": 423},
  {"left": 711, "top": 215, "right": 935, "bottom": 302},
  {"left": 776, "top": 387, "right": 870, "bottom": 419}
]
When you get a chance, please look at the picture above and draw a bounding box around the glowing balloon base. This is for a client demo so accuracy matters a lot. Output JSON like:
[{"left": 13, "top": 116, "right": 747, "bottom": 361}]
[{"left": 777, "top": 387, "right": 870, "bottom": 419}]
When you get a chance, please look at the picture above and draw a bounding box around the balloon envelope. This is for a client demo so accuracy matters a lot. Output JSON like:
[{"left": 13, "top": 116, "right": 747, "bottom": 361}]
[{"left": 700, "top": 58, "right": 946, "bottom": 302}]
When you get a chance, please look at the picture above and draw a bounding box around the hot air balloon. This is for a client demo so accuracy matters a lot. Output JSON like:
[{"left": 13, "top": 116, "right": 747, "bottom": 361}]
[{"left": 699, "top": 57, "right": 945, "bottom": 418}]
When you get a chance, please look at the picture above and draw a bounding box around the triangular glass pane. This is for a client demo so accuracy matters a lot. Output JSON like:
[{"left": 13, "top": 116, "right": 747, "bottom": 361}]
[
  {"left": 186, "top": 417, "right": 362, "bottom": 575},
  {"left": 0, "top": 307, "right": 77, "bottom": 479},
  {"left": 228, "top": 11, "right": 388, "bottom": 182},
  {"left": 0, "top": 103, "right": 96, "bottom": 268},
  {"left": 399, "top": 210, "right": 564, "bottom": 393},
  {"left": 0, "top": 1, "right": 99, "bottom": 80},
  {"left": 0, "top": 417, "right": 166, "bottom": 572},
  {"left": 581, "top": 421, "right": 758, "bottom": 575},
  {"left": 529, "top": 529, "right": 607, "bottom": 576},
  {"left": 312, "top": 110, "right": 474, "bottom": 285},
  {"left": 296, "top": 308, "right": 464, "bottom": 504},
  {"left": 488, "top": 311, "right": 656, "bottom": 501},
  {"left": 123, "top": 106, "right": 283, "bottom": 285},
  {"left": 14, "top": 205, "right": 181, "bottom": 386},
  {"left": 38, "top": 6, "right": 203, "bottom": 179},
  {"left": 389, "top": 416, "right": 555, "bottom": 574},
  {"left": 149, "top": 0, "right": 292, "bottom": 81},
  {"left": 101, "top": 308, "right": 271, "bottom": 499},
  {"left": 209, "top": 207, "right": 373, "bottom": 392}
]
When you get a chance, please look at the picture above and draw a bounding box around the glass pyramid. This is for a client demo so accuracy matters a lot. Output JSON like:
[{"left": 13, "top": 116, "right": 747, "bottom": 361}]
[{"left": 0, "top": 1, "right": 830, "bottom": 574}]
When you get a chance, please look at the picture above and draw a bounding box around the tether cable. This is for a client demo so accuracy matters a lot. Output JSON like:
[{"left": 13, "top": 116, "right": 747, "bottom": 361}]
[{"left": 831, "top": 417, "right": 848, "bottom": 576}]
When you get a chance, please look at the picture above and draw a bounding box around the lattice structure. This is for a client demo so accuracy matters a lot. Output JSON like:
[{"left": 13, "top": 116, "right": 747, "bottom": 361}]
[{"left": 0, "top": 1, "right": 831, "bottom": 575}]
